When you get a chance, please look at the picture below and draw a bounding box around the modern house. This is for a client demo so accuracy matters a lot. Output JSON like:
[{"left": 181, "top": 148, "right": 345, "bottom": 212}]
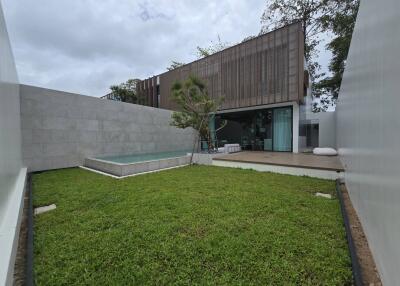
[
  {"left": 137, "top": 23, "right": 313, "bottom": 153},
  {"left": 1, "top": 0, "right": 399, "bottom": 284}
]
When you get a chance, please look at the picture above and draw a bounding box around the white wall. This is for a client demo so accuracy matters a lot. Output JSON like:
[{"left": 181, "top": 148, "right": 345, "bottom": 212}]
[
  {"left": 317, "top": 112, "right": 336, "bottom": 148},
  {"left": 0, "top": 0, "right": 21, "bottom": 224},
  {"left": 20, "top": 85, "right": 196, "bottom": 172},
  {"left": 308, "top": 111, "right": 336, "bottom": 148},
  {"left": 0, "top": 1, "right": 26, "bottom": 285},
  {"left": 336, "top": 0, "right": 400, "bottom": 284}
]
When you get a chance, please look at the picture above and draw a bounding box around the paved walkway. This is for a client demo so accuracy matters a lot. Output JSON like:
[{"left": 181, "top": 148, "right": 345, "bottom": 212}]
[{"left": 213, "top": 151, "right": 344, "bottom": 172}]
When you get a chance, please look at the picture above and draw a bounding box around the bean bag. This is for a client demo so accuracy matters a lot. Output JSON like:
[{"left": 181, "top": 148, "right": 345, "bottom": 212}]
[{"left": 313, "top": 147, "right": 338, "bottom": 156}]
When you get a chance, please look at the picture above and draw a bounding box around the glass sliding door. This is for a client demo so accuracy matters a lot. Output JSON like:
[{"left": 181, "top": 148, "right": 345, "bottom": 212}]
[
  {"left": 273, "top": 107, "right": 292, "bottom": 152},
  {"left": 216, "top": 106, "right": 292, "bottom": 152},
  {"left": 263, "top": 110, "right": 273, "bottom": 151}
]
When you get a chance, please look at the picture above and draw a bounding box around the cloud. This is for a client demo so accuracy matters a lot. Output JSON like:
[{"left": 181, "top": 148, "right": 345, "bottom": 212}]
[
  {"left": 2, "top": 0, "right": 329, "bottom": 97},
  {"left": 138, "top": 1, "right": 173, "bottom": 21}
]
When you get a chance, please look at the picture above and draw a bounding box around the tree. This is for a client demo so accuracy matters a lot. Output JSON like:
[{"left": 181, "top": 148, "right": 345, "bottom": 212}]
[
  {"left": 167, "top": 61, "right": 185, "bottom": 71},
  {"left": 315, "top": 0, "right": 360, "bottom": 99},
  {"left": 312, "top": 95, "right": 336, "bottom": 112},
  {"left": 166, "top": 36, "right": 232, "bottom": 73},
  {"left": 242, "top": 35, "right": 256, "bottom": 43},
  {"left": 196, "top": 35, "right": 230, "bottom": 58},
  {"left": 260, "top": 0, "right": 348, "bottom": 80},
  {"left": 170, "top": 75, "right": 225, "bottom": 163},
  {"left": 110, "top": 79, "right": 146, "bottom": 105}
]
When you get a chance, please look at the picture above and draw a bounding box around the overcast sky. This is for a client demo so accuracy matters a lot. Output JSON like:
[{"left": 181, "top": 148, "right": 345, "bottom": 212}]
[{"left": 2, "top": 0, "right": 331, "bottom": 97}]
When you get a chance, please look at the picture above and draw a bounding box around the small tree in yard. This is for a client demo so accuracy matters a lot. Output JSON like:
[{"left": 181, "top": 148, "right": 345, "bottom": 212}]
[{"left": 170, "top": 75, "right": 225, "bottom": 163}]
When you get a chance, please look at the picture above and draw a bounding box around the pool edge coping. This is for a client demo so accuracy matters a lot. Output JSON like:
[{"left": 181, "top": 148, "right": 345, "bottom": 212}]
[
  {"left": 79, "top": 164, "right": 190, "bottom": 179},
  {"left": 86, "top": 154, "right": 192, "bottom": 166}
]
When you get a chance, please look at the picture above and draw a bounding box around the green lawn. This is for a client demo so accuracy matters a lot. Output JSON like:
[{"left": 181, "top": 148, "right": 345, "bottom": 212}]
[{"left": 33, "top": 166, "right": 352, "bottom": 285}]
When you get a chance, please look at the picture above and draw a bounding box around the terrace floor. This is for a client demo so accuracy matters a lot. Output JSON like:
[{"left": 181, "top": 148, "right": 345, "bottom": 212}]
[{"left": 214, "top": 151, "right": 344, "bottom": 172}]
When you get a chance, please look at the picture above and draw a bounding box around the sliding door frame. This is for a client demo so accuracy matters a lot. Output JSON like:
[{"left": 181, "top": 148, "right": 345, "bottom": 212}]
[
  {"left": 270, "top": 106, "right": 293, "bottom": 152},
  {"left": 216, "top": 105, "right": 294, "bottom": 152}
]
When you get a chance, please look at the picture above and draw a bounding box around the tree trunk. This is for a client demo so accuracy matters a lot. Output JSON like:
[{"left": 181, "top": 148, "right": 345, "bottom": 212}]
[
  {"left": 207, "top": 131, "right": 213, "bottom": 153},
  {"left": 190, "top": 131, "right": 198, "bottom": 165},
  {"left": 190, "top": 118, "right": 206, "bottom": 164}
]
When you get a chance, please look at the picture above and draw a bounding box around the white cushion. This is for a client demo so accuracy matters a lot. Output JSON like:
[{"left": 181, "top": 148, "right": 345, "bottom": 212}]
[
  {"left": 313, "top": 147, "right": 338, "bottom": 156},
  {"left": 224, "top": 144, "right": 240, "bottom": 148},
  {"left": 223, "top": 144, "right": 241, "bottom": 153}
]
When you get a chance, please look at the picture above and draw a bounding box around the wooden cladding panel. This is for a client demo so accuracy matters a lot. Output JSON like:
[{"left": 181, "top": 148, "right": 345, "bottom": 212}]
[
  {"left": 147, "top": 22, "right": 304, "bottom": 111},
  {"left": 136, "top": 78, "right": 157, "bottom": 107}
]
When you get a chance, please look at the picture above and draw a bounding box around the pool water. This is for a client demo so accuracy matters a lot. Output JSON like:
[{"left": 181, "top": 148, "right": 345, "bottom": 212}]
[{"left": 97, "top": 150, "right": 190, "bottom": 164}]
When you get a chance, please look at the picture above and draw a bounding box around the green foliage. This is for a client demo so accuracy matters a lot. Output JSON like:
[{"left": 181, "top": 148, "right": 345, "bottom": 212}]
[
  {"left": 166, "top": 61, "right": 185, "bottom": 71},
  {"left": 241, "top": 35, "right": 256, "bottom": 43},
  {"left": 33, "top": 166, "right": 352, "bottom": 285},
  {"left": 170, "top": 75, "right": 224, "bottom": 152},
  {"left": 316, "top": 0, "right": 360, "bottom": 99},
  {"left": 196, "top": 35, "right": 230, "bottom": 59},
  {"left": 312, "top": 95, "right": 337, "bottom": 113},
  {"left": 109, "top": 78, "right": 146, "bottom": 105},
  {"left": 168, "top": 35, "right": 255, "bottom": 71},
  {"left": 261, "top": 0, "right": 355, "bottom": 81}
]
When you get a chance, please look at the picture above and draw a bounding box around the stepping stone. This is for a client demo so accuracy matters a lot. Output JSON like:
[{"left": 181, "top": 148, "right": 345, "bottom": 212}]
[
  {"left": 34, "top": 204, "right": 57, "bottom": 215},
  {"left": 315, "top": 193, "right": 332, "bottom": 199}
]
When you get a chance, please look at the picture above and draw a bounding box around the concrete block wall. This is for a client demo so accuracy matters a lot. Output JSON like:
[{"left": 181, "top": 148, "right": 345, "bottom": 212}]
[{"left": 20, "top": 84, "right": 195, "bottom": 172}]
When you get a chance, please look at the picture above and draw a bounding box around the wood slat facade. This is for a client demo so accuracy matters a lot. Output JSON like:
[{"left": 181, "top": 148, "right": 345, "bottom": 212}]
[{"left": 138, "top": 22, "right": 305, "bottom": 111}]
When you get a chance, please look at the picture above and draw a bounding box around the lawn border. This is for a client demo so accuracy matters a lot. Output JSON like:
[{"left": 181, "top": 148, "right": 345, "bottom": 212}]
[
  {"left": 335, "top": 179, "right": 363, "bottom": 286},
  {"left": 26, "top": 173, "right": 34, "bottom": 286}
]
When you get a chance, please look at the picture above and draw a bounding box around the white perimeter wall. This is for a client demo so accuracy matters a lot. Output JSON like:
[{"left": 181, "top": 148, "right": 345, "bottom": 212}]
[
  {"left": 0, "top": 1, "right": 26, "bottom": 285},
  {"left": 20, "top": 85, "right": 196, "bottom": 172},
  {"left": 308, "top": 111, "right": 336, "bottom": 148},
  {"left": 0, "top": 0, "right": 21, "bottom": 223},
  {"left": 316, "top": 112, "right": 336, "bottom": 148},
  {"left": 336, "top": 0, "right": 400, "bottom": 284}
]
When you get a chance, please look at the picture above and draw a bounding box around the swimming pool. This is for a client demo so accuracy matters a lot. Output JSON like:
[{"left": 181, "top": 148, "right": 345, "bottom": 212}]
[
  {"left": 96, "top": 150, "right": 190, "bottom": 164},
  {"left": 84, "top": 150, "right": 191, "bottom": 177}
]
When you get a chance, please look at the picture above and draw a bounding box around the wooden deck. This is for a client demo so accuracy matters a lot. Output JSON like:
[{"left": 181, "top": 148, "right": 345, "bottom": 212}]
[{"left": 213, "top": 151, "right": 344, "bottom": 172}]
